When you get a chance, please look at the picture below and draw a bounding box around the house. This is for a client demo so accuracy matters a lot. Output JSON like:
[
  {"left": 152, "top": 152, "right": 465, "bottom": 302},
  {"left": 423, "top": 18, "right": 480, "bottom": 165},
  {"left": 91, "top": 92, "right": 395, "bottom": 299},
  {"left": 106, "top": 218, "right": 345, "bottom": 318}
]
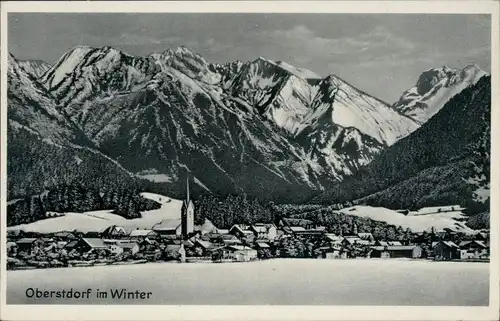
[
  {"left": 101, "top": 225, "right": 129, "bottom": 238},
  {"left": 193, "top": 239, "right": 214, "bottom": 256},
  {"left": 459, "top": 241, "right": 489, "bottom": 259},
  {"left": 369, "top": 246, "right": 422, "bottom": 259},
  {"left": 212, "top": 245, "right": 258, "bottom": 262},
  {"left": 128, "top": 229, "right": 157, "bottom": 240},
  {"left": 374, "top": 240, "right": 402, "bottom": 247},
  {"left": 283, "top": 226, "right": 306, "bottom": 235},
  {"left": 317, "top": 246, "right": 345, "bottom": 259},
  {"left": 164, "top": 244, "right": 186, "bottom": 262},
  {"left": 6, "top": 242, "right": 18, "bottom": 255},
  {"left": 152, "top": 218, "right": 182, "bottom": 236},
  {"left": 201, "top": 232, "right": 224, "bottom": 244},
  {"left": 250, "top": 223, "right": 278, "bottom": 240},
  {"left": 342, "top": 236, "right": 362, "bottom": 246},
  {"left": 355, "top": 240, "right": 373, "bottom": 246},
  {"left": 229, "top": 225, "right": 255, "bottom": 241},
  {"left": 120, "top": 242, "right": 140, "bottom": 255},
  {"left": 16, "top": 238, "right": 44, "bottom": 253},
  {"left": 254, "top": 241, "right": 271, "bottom": 250},
  {"left": 137, "top": 238, "right": 157, "bottom": 252},
  {"left": 324, "top": 234, "right": 343, "bottom": 247},
  {"left": 279, "top": 218, "right": 314, "bottom": 230},
  {"left": 375, "top": 240, "right": 389, "bottom": 247},
  {"left": 219, "top": 234, "right": 242, "bottom": 245},
  {"left": 65, "top": 238, "right": 108, "bottom": 254},
  {"left": 357, "top": 233, "right": 374, "bottom": 242},
  {"left": 53, "top": 231, "right": 76, "bottom": 241},
  {"left": 432, "top": 241, "right": 460, "bottom": 260}
]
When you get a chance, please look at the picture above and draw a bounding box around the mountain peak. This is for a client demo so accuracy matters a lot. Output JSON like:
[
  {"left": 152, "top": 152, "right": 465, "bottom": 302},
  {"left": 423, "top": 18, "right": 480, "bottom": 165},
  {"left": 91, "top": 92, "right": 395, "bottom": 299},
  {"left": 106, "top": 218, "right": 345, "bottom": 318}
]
[{"left": 393, "top": 64, "right": 488, "bottom": 124}]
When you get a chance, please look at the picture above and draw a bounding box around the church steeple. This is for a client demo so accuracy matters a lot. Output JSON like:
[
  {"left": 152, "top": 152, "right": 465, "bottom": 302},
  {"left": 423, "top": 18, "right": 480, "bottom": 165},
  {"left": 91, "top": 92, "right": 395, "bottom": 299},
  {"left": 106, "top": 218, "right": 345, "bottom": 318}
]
[
  {"left": 186, "top": 174, "right": 190, "bottom": 205},
  {"left": 181, "top": 173, "right": 194, "bottom": 239}
]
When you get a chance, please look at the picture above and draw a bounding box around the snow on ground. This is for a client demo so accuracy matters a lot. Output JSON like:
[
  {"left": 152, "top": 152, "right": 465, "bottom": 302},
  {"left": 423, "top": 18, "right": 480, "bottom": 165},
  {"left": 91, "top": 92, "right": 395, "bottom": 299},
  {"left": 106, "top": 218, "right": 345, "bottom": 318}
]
[
  {"left": 338, "top": 206, "right": 475, "bottom": 233},
  {"left": 7, "top": 193, "right": 182, "bottom": 233},
  {"left": 7, "top": 259, "right": 489, "bottom": 306}
]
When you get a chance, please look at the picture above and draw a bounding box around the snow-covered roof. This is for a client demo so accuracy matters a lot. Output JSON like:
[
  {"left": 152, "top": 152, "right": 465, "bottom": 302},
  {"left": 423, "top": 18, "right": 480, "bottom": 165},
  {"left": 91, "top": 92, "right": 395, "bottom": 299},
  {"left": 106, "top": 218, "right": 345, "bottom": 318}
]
[
  {"left": 325, "top": 234, "right": 343, "bottom": 242},
  {"left": 129, "top": 229, "right": 155, "bottom": 237},
  {"left": 118, "top": 242, "right": 138, "bottom": 249},
  {"left": 256, "top": 242, "right": 270, "bottom": 248},
  {"left": 16, "top": 238, "right": 38, "bottom": 244},
  {"left": 371, "top": 245, "right": 419, "bottom": 251},
  {"left": 152, "top": 219, "right": 181, "bottom": 231},
  {"left": 195, "top": 239, "right": 213, "bottom": 249},
  {"left": 82, "top": 238, "right": 107, "bottom": 248},
  {"left": 226, "top": 245, "right": 256, "bottom": 251}
]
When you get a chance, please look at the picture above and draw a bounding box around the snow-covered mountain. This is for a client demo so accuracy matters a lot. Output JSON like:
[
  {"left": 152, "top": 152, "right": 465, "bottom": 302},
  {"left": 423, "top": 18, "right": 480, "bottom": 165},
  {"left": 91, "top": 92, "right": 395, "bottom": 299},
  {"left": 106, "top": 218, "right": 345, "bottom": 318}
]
[
  {"left": 16, "top": 59, "right": 51, "bottom": 78},
  {"left": 393, "top": 64, "right": 488, "bottom": 124},
  {"left": 9, "top": 45, "right": 428, "bottom": 201},
  {"left": 7, "top": 53, "right": 77, "bottom": 143}
]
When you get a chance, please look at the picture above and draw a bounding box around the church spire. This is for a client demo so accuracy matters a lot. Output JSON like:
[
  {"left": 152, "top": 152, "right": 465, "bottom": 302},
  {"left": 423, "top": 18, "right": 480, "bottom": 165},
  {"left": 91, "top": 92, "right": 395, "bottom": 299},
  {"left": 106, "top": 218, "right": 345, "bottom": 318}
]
[{"left": 186, "top": 173, "right": 190, "bottom": 204}]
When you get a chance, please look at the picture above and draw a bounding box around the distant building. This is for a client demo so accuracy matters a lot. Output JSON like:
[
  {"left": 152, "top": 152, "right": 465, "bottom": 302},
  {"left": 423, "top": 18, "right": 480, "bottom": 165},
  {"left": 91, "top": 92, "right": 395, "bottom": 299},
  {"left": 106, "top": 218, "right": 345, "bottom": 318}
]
[
  {"left": 152, "top": 219, "right": 182, "bottom": 236},
  {"left": 324, "top": 234, "right": 343, "bottom": 247},
  {"left": 128, "top": 229, "right": 157, "bottom": 240},
  {"left": 229, "top": 225, "right": 255, "bottom": 242},
  {"left": 459, "top": 241, "right": 488, "bottom": 259},
  {"left": 15, "top": 238, "right": 40, "bottom": 253},
  {"left": 164, "top": 244, "right": 186, "bottom": 262},
  {"left": 317, "top": 246, "right": 345, "bottom": 259},
  {"left": 370, "top": 245, "right": 422, "bottom": 259},
  {"left": 193, "top": 239, "right": 214, "bottom": 256},
  {"left": 249, "top": 223, "right": 277, "bottom": 240},
  {"left": 53, "top": 231, "right": 76, "bottom": 241},
  {"left": 101, "top": 225, "right": 129, "bottom": 239},
  {"left": 66, "top": 238, "right": 108, "bottom": 254},
  {"left": 212, "top": 245, "right": 257, "bottom": 262},
  {"left": 357, "top": 233, "right": 374, "bottom": 241},
  {"left": 432, "top": 241, "right": 460, "bottom": 260}
]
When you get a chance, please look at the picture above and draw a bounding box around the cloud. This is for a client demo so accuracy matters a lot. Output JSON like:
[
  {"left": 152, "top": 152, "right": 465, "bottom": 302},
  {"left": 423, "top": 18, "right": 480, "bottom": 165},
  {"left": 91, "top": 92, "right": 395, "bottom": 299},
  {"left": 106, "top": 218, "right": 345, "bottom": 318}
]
[{"left": 255, "top": 25, "right": 415, "bottom": 64}]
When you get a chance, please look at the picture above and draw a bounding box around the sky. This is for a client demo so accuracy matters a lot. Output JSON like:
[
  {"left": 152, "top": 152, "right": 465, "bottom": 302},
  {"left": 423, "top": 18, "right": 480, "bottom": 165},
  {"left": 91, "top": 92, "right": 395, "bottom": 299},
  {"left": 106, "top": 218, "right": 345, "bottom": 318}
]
[{"left": 8, "top": 13, "right": 491, "bottom": 103}]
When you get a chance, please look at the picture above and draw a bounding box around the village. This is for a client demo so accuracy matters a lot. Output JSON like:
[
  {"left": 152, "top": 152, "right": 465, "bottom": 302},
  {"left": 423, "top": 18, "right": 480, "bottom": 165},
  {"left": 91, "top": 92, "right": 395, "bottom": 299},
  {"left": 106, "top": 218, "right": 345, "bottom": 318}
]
[
  {"left": 5, "top": 179, "right": 490, "bottom": 270},
  {"left": 6, "top": 192, "right": 490, "bottom": 270}
]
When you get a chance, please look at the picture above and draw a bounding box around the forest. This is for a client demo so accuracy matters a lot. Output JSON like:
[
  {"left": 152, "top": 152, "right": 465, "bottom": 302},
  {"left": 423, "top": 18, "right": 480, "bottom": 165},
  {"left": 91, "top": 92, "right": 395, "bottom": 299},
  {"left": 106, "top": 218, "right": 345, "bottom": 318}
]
[{"left": 6, "top": 184, "right": 160, "bottom": 226}]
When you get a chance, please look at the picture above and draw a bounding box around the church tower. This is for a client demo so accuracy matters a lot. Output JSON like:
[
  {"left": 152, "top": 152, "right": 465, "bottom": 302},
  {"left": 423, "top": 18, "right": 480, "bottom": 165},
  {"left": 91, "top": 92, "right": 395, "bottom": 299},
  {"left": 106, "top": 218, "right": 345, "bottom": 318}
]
[{"left": 181, "top": 174, "right": 194, "bottom": 239}]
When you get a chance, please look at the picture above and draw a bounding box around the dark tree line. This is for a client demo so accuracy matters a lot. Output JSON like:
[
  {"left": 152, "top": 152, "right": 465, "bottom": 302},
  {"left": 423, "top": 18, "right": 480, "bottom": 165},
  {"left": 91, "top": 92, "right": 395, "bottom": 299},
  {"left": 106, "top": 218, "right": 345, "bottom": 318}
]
[
  {"left": 194, "top": 194, "right": 276, "bottom": 228},
  {"left": 7, "top": 184, "right": 161, "bottom": 226}
]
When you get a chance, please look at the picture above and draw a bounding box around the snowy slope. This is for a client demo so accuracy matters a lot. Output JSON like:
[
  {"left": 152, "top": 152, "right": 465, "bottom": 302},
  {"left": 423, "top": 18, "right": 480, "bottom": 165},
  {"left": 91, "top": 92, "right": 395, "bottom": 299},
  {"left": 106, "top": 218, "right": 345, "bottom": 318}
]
[
  {"left": 393, "top": 65, "right": 488, "bottom": 124},
  {"left": 297, "top": 75, "right": 419, "bottom": 146},
  {"left": 16, "top": 59, "right": 51, "bottom": 78},
  {"left": 338, "top": 206, "right": 475, "bottom": 233},
  {"left": 229, "top": 57, "right": 318, "bottom": 134},
  {"left": 7, "top": 193, "right": 182, "bottom": 233},
  {"left": 40, "top": 46, "right": 159, "bottom": 106},
  {"left": 7, "top": 53, "right": 78, "bottom": 143}
]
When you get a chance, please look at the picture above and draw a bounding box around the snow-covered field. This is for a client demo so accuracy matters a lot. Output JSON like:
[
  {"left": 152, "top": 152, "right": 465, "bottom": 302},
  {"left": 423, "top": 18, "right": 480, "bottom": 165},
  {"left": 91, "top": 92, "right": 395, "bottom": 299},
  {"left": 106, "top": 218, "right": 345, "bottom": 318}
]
[
  {"left": 7, "top": 259, "right": 489, "bottom": 305},
  {"left": 338, "top": 206, "right": 474, "bottom": 233},
  {"left": 7, "top": 193, "right": 181, "bottom": 233}
]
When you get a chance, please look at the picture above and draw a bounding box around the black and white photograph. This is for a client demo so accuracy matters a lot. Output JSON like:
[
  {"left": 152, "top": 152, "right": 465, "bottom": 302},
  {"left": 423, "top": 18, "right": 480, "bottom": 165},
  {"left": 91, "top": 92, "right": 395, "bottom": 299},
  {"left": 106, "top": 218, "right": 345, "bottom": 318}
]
[{"left": 1, "top": 1, "right": 498, "bottom": 320}]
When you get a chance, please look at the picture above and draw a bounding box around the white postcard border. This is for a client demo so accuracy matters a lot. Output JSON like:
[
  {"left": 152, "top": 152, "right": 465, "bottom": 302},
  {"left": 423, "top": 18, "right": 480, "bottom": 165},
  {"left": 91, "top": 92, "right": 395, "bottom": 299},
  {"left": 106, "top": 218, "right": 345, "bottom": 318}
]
[{"left": 0, "top": 1, "right": 498, "bottom": 320}]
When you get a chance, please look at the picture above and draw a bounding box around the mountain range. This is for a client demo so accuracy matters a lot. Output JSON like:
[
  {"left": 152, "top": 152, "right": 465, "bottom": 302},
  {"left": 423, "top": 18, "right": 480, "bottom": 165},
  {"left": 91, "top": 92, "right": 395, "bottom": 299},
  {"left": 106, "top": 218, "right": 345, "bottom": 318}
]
[{"left": 7, "top": 46, "right": 490, "bottom": 216}]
